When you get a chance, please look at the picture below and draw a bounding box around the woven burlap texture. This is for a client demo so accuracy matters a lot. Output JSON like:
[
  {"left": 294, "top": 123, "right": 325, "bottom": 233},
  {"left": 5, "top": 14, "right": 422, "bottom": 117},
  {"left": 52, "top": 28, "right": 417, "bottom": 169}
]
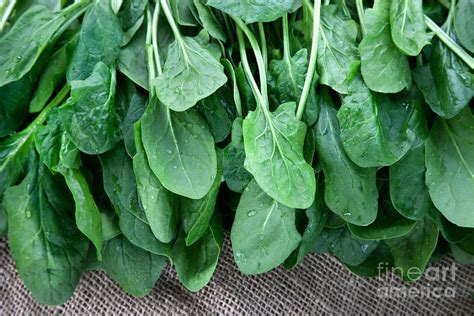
[{"left": 1, "top": 236, "right": 473, "bottom": 314}]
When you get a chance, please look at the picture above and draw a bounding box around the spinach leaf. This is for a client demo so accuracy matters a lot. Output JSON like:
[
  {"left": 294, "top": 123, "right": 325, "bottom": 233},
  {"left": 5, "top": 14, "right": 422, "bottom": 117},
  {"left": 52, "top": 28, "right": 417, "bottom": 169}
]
[
  {"left": 412, "top": 30, "right": 473, "bottom": 119},
  {"left": 390, "top": 0, "right": 432, "bottom": 56},
  {"left": 60, "top": 62, "right": 121, "bottom": 155},
  {"left": 173, "top": 212, "right": 223, "bottom": 292},
  {"left": 170, "top": 0, "right": 199, "bottom": 26},
  {"left": 315, "top": 92, "right": 378, "bottom": 226},
  {"left": 222, "top": 118, "right": 252, "bottom": 193},
  {"left": 5, "top": 159, "right": 88, "bottom": 305},
  {"left": 425, "top": 109, "right": 474, "bottom": 228},
  {"left": 243, "top": 102, "right": 316, "bottom": 209},
  {"left": 154, "top": 35, "right": 227, "bottom": 111},
  {"left": 231, "top": 180, "right": 301, "bottom": 275},
  {"left": 180, "top": 151, "right": 223, "bottom": 246},
  {"left": 206, "top": 0, "right": 298, "bottom": 23},
  {"left": 100, "top": 144, "right": 172, "bottom": 258},
  {"left": 315, "top": 226, "right": 380, "bottom": 266},
  {"left": 359, "top": 0, "right": 411, "bottom": 93},
  {"left": 386, "top": 217, "right": 439, "bottom": 281},
  {"left": 317, "top": 5, "right": 360, "bottom": 94},
  {"left": 102, "top": 235, "right": 166, "bottom": 297},
  {"left": 429, "top": 207, "right": 470, "bottom": 243},
  {"left": 133, "top": 124, "right": 178, "bottom": 244},
  {"left": 141, "top": 98, "right": 217, "bottom": 199},
  {"left": 346, "top": 242, "right": 394, "bottom": 277},
  {"left": 454, "top": 0, "right": 474, "bottom": 53},
  {"left": 193, "top": 0, "right": 226, "bottom": 42},
  {"left": 0, "top": 202, "right": 6, "bottom": 237},
  {"left": 338, "top": 77, "right": 415, "bottom": 168},
  {"left": 67, "top": 1, "right": 123, "bottom": 81}
]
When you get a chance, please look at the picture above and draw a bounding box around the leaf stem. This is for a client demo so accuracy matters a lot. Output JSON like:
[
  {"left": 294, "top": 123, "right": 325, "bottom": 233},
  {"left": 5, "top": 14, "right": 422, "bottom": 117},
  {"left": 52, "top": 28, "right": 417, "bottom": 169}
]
[
  {"left": 152, "top": 2, "right": 163, "bottom": 75},
  {"left": 236, "top": 28, "right": 266, "bottom": 109},
  {"left": 233, "top": 18, "right": 269, "bottom": 109},
  {"left": 297, "top": 0, "right": 321, "bottom": 121},
  {"left": 0, "top": 0, "right": 16, "bottom": 32},
  {"left": 282, "top": 14, "right": 291, "bottom": 59},
  {"left": 258, "top": 22, "right": 268, "bottom": 71},
  {"left": 159, "top": 0, "right": 189, "bottom": 63},
  {"left": 355, "top": 0, "right": 366, "bottom": 37},
  {"left": 146, "top": 7, "right": 157, "bottom": 87},
  {"left": 424, "top": 15, "right": 474, "bottom": 69}
]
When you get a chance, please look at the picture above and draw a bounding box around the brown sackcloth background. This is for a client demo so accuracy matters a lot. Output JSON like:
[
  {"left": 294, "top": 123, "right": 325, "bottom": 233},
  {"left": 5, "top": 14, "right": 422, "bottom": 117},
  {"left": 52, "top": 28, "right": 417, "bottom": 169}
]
[{"left": 1, "top": 236, "right": 473, "bottom": 314}]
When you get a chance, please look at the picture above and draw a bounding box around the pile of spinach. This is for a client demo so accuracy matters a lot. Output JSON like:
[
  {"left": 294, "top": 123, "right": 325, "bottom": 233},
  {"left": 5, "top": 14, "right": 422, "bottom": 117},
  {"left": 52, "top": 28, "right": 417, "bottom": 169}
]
[{"left": 0, "top": 0, "right": 473, "bottom": 305}]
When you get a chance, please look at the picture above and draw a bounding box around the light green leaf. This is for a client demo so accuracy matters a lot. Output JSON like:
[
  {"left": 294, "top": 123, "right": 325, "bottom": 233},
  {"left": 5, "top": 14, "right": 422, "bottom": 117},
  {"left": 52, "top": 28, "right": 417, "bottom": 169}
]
[
  {"left": 315, "top": 93, "right": 378, "bottom": 226},
  {"left": 390, "top": 0, "right": 432, "bottom": 56},
  {"left": 231, "top": 180, "right": 301, "bottom": 275},
  {"left": 454, "top": 0, "right": 474, "bottom": 53},
  {"left": 5, "top": 160, "right": 88, "bottom": 305},
  {"left": 243, "top": 102, "right": 315, "bottom": 209},
  {"left": 60, "top": 62, "right": 121, "bottom": 155},
  {"left": 193, "top": 0, "right": 226, "bottom": 42},
  {"left": 173, "top": 212, "right": 223, "bottom": 292},
  {"left": 141, "top": 98, "right": 217, "bottom": 199},
  {"left": 133, "top": 124, "right": 178, "bottom": 244},
  {"left": 425, "top": 109, "right": 474, "bottom": 228},
  {"left": 338, "top": 77, "right": 415, "bottom": 167},
  {"left": 155, "top": 36, "right": 227, "bottom": 111},
  {"left": 359, "top": 0, "right": 411, "bottom": 93},
  {"left": 102, "top": 235, "right": 166, "bottom": 297}
]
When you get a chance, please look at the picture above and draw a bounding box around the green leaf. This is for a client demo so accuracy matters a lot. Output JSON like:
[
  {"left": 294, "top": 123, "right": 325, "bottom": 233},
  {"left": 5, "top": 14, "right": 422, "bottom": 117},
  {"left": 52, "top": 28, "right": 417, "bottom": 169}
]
[
  {"left": 231, "top": 180, "right": 301, "bottom": 275},
  {"left": 222, "top": 118, "right": 252, "bottom": 193},
  {"left": 206, "top": 0, "right": 298, "bottom": 23},
  {"left": 100, "top": 144, "right": 172, "bottom": 258},
  {"left": 60, "top": 62, "right": 121, "bottom": 155},
  {"left": 196, "top": 86, "right": 235, "bottom": 143},
  {"left": 429, "top": 207, "right": 471, "bottom": 243},
  {"left": 118, "top": 23, "right": 149, "bottom": 90},
  {"left": 193, "top": 0, "right": 226, "bottom": 42},
  {"left": 454, "top": 0, "right": 474, "bottom": 53},
  {"left": 346, "top": 242, "right": 394, "bottom": 277},
  {"left": 173, "top": 212, "right": 223, "bottom": 292},
  {"left": 412, "top": 32, "right": 473, "bottom": 119},
  {"left": 117, "top": 0, "right": 147, "bottom": 33},
  {"left": 315, "top": 93, "right": 378, "bottom": 226},
  {"left": 291, "top": 177, "right": 329, "bottom": 266},
  {"left": 34, "top": 110, "right": 80, "bottom": 173},
  {"left": 116, "top": 80, "right": 147, "bottom": 157},
  {"left": 155, "top": 36, "right": 227, "bottom": 111},
  {"left": 181, "top": 151, "right": 223, "bottom": 246},
  {"left": 359, "top": 0, "right": 411, "bottom": 93},
  {"left": 389, "top": 0, "right": 432, "bottom": 56},
  {"left": 385, "top": 217, "right": 439, "bottom": 281},
  {"left": 141, "top": 98, "right": 217, "bottom": 199},
  {"left": 5, "top": 160, "right": 88, "bottom": 305},
  {"left": 170, "top": 0, "right": 199, "bottom": 26},
  {"left": 425, "top": 109, "right": 474, "bottom": 228},
  {"left": 315, "top": 226, "right": 380, "bottom": 266},
  {"left": 0, "top": 5, "right": 66, "bottom": 136},
  {"left": 133, "top": 124, "right": 178, "bottom": 244},
  {"left": 338, "top": 77, "right": 415, "bottom": 168},
  {"left": 243, "top": 102, "right": 315, "bottom": 209},
  {"left": 348, "top": 193, "right": 416, "bottom": 240},
  {"left": 63, "top": 168, "right": 103, "bottom": 257},
  {"left": 29, "top": 42, "right": 71, "bottom": 113},
  {"left": 102, "top": 235, "right": 166, "bottom": 297},
  {"left": 67, "top": 1, "right": 123, "bottom": 81},
  {"left": 317, "top": 5, "right": 360, "bottom": 94},
  {"left": 389, "top": 144, "right": 431, "bottom": 220},
  {"left": 0, "top": 201, "right": 6, "bottom": 237}
]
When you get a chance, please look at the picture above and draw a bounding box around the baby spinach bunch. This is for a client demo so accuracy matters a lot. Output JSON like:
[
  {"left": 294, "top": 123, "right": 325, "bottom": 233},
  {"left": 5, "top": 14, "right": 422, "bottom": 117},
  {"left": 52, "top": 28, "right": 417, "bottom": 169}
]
[{"left": 0, "top": 0, "right": 473, "bottom": 305}]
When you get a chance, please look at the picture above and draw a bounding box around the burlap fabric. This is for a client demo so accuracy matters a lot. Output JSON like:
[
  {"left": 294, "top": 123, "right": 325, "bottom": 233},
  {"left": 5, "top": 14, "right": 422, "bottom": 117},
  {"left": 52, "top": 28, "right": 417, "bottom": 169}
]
[{"left": 1, "top": 236, "right": 473, "bottom": 315}]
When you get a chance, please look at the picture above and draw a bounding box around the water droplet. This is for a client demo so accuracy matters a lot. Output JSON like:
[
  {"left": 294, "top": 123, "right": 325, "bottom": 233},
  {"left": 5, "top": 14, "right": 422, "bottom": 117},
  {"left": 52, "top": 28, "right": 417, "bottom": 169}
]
[
  {"left": 26, "top": 211, "right": 31, "bottom": 218},
  {"left": 184, "top": 139, "right": 189, "bottom": 144},
  {"left": 166, "top": 149, "right": 172, "bottom": 154},
  {"left": 16, "top": 55, "right": 22, "bottom": 60},
  {"left": 247, "top": 210, "right": 257, "bottom": 217},
  {"left": 343, "top": 212, "right": 352, "bottom": 217},
  {"left": 245, "top": 187, "right": 250, "bottom": 192},
  {"left": 173, "top": 165, "right": 178, "bottom": 169}
]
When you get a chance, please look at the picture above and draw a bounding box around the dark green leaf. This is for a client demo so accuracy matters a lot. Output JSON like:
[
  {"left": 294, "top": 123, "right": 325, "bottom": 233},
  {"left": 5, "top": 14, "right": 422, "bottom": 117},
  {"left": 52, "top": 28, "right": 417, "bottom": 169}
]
[{"left": 454, "top": 0, "right": 474, "bottom": 53}]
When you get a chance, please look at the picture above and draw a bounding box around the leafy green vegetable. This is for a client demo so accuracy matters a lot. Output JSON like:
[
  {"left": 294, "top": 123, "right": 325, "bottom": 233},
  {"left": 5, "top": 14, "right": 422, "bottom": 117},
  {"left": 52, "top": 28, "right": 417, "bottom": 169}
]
[
  {"left": 390, "top": 0, "right": 432, "bottom": 56},
  {"left": 231, "top": 180, "right": 301, "bottom": 274},
  {"left": 454, "top": 0, "right": 474, "bottom": 53},
  {"left": 359, "top": 0, "right": 411, "bottom": 93}
]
